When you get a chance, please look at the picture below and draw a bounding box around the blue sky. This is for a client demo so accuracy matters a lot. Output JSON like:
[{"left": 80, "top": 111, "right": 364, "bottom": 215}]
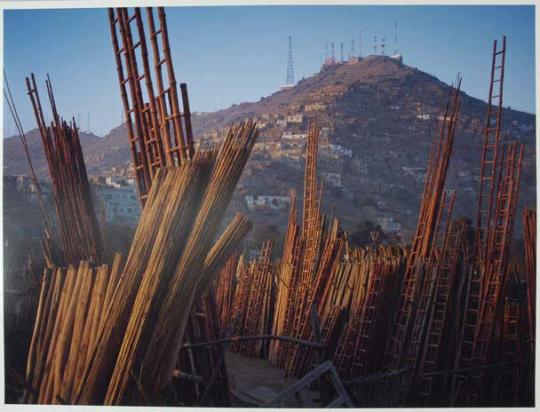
[{"left": 3, "top": 5, "right": 536, "bottom": 137}]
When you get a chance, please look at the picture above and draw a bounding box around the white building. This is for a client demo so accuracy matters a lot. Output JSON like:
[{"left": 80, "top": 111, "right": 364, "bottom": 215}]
[
  {"left": 377, "top": 216, "right": 402, "bottom": 232},
  {"left": 305, "top": 103, "right": 326, "bottom": 112},
  {"left": 245, "top": 195, "right": 291, "bottom": 211},
  {"left": 328, "top": 144, "right": 352, "bottom": 158},
  {"left": 286, "top": 114, "right": 303, "bottom": 124},
  {"left": 282, "top": 131, "right": 308, "bottom": 141},
  {"left": 323, "top": 172, "right": 342, "bottom": 188},
  {"left": 402, "top": 166, "right": 426, "bottom": 182},
  {"left": 93, "top": 181, "right": 141, "bottom": 225}
]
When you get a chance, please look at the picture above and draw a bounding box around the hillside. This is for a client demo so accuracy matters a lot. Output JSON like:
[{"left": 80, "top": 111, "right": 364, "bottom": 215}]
[{"left": 4, "top": 55, "right": 536, "bottom": 238}]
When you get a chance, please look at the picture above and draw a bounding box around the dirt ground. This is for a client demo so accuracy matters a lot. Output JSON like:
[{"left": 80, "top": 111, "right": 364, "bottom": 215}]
[{"left": 226, "top": 351, "right": 319, "bottom": 407}]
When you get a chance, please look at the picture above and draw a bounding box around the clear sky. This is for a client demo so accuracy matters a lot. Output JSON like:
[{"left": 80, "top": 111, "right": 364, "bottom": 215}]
[{"left": 2, "top": 4, "right": 536, "bottom": 137}]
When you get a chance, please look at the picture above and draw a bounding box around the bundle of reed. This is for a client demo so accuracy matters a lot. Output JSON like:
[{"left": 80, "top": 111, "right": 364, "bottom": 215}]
[
  {"left": 385, "top": 80, "right": 462, "bottom": 375},
  {"left": 266, "top": 119, "right": 329, "bottom": 371},
  {"left": 450, "top": 39, "right": 526, "bottom": 406},
  {"left": 522, "top": 207, "right": 535, "bottom": 348},
  {"left": 23, "top": 254, "right": 124, "bottom": 404},
  {"left": 171, "top": 217, "right": 252, "bottom": 406},
  {"left": 74, "top": 157, "right": 208, "bottom": 404},
  {"left": 333, "top": 248, "right": 405, "bottom": 379},
  {"left": 89, "top": 121, "right": 257, "bottom": 405},
  {"left": 268, "top": 193, "right": 301, "bottom": 366},
  {"left": 4, "top": 73, "right": 61, "bottom": 268},
  {"left": 215, "top": 252, "right": 240, "bottom": 329},
  {"left": 26, "top": 74, "right": 104, "bottom": 265},
  {"left": 452, "top": 146, "right": 525, "bottom": 406},
  {"left": 178, "top": 290, "right": 231, "bottom": 406},
  {"left": 285, "top": 218, "right": 345, "bottom": 376},
  {"left": 227, "top": 240, "right": 276, "bottom": 358}
]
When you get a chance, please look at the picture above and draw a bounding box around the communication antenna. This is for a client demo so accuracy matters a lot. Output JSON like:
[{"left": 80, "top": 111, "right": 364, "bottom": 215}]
[
  {"left": 331, "top": 42, "right": 335, "bottom": 62},
  {"left": 87, "top": 112, "right": 90, "bottom": 132},
  {"left": 381, "top": 36, "right": 386, "bottom": 56},
  {"left": 340, "top": 41, "right": 344, "bottom": 62},
  {"left": 358, "top": 30, "right": 362, "bottom": 58},
  {"left": 374, "top": 35, "right": 377, "bottom": 54},
  {"left": 325, "top": 42, "right": 328, "bottom": 61},
  {"left": 394, "top": 21, "right": 398, "bottom": 54},
  {"left": 286, "top": 35, "right": 294, "bottom": 85},
  {"left": 350, "top": 39, "right": 355, "bottom": 59}
]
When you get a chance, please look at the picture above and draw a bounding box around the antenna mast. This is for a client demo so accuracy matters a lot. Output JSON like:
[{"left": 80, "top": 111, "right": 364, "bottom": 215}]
[
  {"left": 394, "top": 21, "right": 398, "bottom": 54},
  {"left": 325, "top": 42, "right": 328, "bottom": 61},
  {"left": 286, "top": 35, "right": 294, "bottom": 85}
]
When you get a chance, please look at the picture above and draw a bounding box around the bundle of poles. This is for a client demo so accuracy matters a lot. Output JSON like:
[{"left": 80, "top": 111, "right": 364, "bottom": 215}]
[
  {"left": 228, "top": 240, "right": 276, "bottom": 358},
  {"left": 22, "top": 121, "right": 258, "bottom": 405},
  {"left": 22, "top": 255, "right": 125, "bottom": 404},
  {"left": 26, "top": 74, "right": 104, "bottom": 266}
]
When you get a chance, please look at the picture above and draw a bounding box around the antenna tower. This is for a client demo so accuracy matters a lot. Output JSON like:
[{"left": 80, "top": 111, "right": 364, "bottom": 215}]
[
  {"left": 350, "top": 39, "right": 355, "bottom": 59},
  {"left": 286, "top": 35, "right": 294, "bottom": 85},
  {"left": 340, "top": 41, "right": 344, "bottom": 62},
  {"left": 374, "top": 35, "right": 377, "bottom": 54},
  {"left": 325, "top": 42, "right": 328, "bottom": 61},
  {"left": 358, "top": 30, "right": 362, "bottom": 57},
  {"left": 382, "top": 36, "right": 386, "bottom": 55},
  {"left": 394, "top": 21, "right": 398, "bottom": 54}
]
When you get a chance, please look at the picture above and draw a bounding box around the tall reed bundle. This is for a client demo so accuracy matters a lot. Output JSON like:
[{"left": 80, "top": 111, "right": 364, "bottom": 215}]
[
  {"left": 73, "top": 121, "right": 256, "bottom": 405},
  {"left": 268, "top": 193, "right": 301, "bottom": 365},
  {"left": 522, "top": 207, "right": 535, "bottom": 349},
  {"left": 23, "top": 254, "right": 124, "bottom": 404},
  {"left": 132, "top": 121, "right": 258, "bottom": 403},
  {"left": 228, "top": 240, "right": 276, "bottom": 357},
  {"left": 215, "top": 253, "right": 240, "bottom": 328},
  {"left": 26, "top": 74, "right": 104, "bottom": 265}
]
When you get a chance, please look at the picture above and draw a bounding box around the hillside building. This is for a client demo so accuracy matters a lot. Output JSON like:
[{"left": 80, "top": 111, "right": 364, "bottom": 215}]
[
  {"left": 245, "top": 195, "right": 291, "bottom": 211},
  {"left": 286, "top": 114, "right": 303, "bottom": 124},
  {"left": 93, "top": 180, "right": 141, "bottom": 225}
]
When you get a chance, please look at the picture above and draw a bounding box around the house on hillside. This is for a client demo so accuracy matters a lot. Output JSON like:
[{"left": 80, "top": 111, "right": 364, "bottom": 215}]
[
  {"left": 245, "top": 195, "right": 291, "bottom": 211},
  {"left": 93, "top": 180, "right": 141, "bottom": 226},
  {"left": 286, "top": 114, "right": 303, "bottom": 124}
]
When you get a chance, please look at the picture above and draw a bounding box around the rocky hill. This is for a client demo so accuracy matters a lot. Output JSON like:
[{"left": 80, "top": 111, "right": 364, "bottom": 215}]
[{"left": 4, "top": 55, "right": 536, "bottom": 239}]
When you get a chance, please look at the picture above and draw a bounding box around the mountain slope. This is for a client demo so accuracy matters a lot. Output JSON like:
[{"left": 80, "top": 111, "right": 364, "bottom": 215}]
[{"left": 4, "top": 56, "right": 535, "bottom": 237}]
